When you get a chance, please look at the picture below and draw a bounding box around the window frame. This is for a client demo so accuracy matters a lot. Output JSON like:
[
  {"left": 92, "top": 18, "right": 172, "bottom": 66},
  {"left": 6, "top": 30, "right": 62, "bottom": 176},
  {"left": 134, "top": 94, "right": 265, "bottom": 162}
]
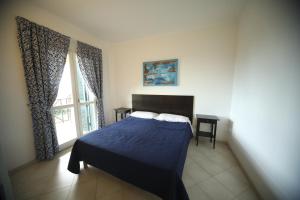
[
  {"left": 51, "top": 49, "right": 97, "bottom": 150},
  {"left": 73, "top": 51, "right": 97, "bottom": 134}
]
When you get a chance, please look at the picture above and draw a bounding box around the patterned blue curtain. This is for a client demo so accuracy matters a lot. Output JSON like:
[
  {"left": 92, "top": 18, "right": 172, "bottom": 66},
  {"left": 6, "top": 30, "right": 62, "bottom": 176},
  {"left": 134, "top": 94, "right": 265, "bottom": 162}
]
[
  {"left": 16, "top": 17, "right": 70, "bottom": 160},
  {"left": 77, "top": 41, "right": 105, "bottom": 128}
]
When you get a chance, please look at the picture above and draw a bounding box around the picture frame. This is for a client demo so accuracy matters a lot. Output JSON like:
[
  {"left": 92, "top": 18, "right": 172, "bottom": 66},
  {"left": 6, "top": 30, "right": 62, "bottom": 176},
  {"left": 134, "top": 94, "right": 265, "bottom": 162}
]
[{"left": 143, "top": 59, "right": 178, "bottom": 86}]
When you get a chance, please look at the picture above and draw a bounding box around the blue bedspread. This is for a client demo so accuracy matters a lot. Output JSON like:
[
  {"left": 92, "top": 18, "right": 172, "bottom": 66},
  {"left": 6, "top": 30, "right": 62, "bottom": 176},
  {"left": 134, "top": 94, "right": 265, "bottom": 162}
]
[{"left": 68, "top": 117, "right": 192, "bottom": 200}]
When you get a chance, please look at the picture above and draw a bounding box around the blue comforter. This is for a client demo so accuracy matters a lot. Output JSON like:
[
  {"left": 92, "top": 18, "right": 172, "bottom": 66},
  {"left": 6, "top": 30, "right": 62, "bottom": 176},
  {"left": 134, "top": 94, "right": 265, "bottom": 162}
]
[{"left": 68, "top": 117, "right": 192, "bottom": 200}]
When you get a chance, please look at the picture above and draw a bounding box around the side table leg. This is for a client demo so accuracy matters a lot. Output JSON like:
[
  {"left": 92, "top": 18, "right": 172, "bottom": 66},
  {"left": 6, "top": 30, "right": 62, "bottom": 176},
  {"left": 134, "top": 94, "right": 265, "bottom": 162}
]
[
  {"left": 210, "top": 123, "right": 213, "bottom": 143},
  {"left": 196, "top": 120, "right": 200, "bottom": 146},
  {"left": 213, "top": 123, "right": 217, "bottom": 149},
  {"left": 83, "top": 161, "right": 88, "bottom": 169}
]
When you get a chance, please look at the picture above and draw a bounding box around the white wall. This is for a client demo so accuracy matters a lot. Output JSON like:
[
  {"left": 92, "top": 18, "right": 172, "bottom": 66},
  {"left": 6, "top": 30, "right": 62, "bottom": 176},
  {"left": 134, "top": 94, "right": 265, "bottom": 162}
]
[
  {"left": 0, "top": 1, "right": 114, "bottom": 170},
  {"left": 112, "top": 21, "right": 238, "bottom": 140},
  {"left": 229, "top": 1, "right": 300, "bottom": 199}
]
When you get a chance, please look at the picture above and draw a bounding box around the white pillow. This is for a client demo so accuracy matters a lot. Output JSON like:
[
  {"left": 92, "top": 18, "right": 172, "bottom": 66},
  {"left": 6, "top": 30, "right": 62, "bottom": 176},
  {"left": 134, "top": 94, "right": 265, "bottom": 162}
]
[
  {"left": 155, "top": 113, "right": 191, "bottom": 123},
  {"left": 130, "top": 111, "right": 158, "bottom": 119}
]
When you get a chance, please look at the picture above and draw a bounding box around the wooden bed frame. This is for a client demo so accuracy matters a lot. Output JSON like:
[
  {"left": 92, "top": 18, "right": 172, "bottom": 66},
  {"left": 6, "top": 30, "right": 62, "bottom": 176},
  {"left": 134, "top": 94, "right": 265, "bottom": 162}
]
[
  {"left": 83, "top": 94, "right": 194, "bottom": 168},
  {"left": 132, "top": 94, "right": 194, "bottom": 124}
]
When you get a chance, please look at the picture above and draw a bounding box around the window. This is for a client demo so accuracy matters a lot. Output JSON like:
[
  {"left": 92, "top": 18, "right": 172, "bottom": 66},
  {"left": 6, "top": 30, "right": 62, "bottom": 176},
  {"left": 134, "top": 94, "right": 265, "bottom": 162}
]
[
  {"left": 52, "top": 52, "right": 97, "bottom": 149},
  {"left": 76, "top": 58, "right": 97, "bottom": 134}
]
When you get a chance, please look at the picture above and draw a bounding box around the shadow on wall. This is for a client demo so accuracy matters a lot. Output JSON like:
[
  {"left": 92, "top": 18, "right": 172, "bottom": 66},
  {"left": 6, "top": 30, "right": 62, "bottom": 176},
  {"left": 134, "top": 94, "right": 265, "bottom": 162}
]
[
  {"left": 228, "top": 129, "right": 277, "bottom": 200},
  {"left": 0, "top": 148, "right": 14, "bottom": 200}
]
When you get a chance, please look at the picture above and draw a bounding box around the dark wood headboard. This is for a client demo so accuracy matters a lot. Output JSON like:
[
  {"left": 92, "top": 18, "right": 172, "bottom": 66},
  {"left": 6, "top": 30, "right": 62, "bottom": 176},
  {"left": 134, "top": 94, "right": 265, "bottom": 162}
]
[{"left": 132, "top": 94, "right": 194, "bottom": 124}]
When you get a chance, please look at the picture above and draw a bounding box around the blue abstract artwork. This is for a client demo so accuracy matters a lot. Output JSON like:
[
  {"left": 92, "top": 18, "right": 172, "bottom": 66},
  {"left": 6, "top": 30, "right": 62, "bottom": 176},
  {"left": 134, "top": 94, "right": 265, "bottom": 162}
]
[{"left": 143, "top": 59, "right": 178, "bottom": 86}]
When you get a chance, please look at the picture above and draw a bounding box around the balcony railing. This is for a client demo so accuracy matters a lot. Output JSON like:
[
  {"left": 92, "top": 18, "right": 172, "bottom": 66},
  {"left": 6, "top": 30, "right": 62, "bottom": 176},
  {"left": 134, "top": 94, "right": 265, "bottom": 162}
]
[{"left": 53, "top": 97, "right": 72, "bottom": 107}]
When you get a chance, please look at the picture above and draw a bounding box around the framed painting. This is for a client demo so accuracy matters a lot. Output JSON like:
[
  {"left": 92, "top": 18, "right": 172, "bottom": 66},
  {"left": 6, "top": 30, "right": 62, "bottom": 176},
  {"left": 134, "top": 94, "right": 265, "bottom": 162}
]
[{"left": 143, "top": 59, "right": 178, "bottom": 86}]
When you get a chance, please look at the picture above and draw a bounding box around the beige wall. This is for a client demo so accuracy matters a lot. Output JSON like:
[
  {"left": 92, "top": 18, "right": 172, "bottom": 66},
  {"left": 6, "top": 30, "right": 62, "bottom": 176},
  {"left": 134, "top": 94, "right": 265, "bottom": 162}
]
[
  {"left": 0, "top": 1, "right": 114, "bottom": 170},
  {"left": 229, "top": 1, "right": 300, "bottom": 199},
  {"left": 0, "top": 3, "right": 240, "bottom": 168},
  {"left": 111, "top": 21, "right": 238, "bottom": 140}
]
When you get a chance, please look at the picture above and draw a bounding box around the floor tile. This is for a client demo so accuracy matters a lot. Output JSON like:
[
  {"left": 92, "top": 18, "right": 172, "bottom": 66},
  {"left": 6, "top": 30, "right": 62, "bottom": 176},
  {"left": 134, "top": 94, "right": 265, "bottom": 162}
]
[
  {"left": 198, "top": 178, "right": 235, "bottom": 200},
  {"left": 13, "top": 174, "right": 62, "bottom": 200},
  {"left": 47, "top": 171, "right": 75, "bottom": 191},
  {"left": 96, "top": 189, "right": 123, "bottom": 200},
  {"left": 67, "top": 179, "right": 97, "bottom": 200},
  {"left": 10, "top": 140, "right": 258, "bottom": 200},
  {"left": 72, "top": 166, "right": 99, "bottom": 184},
  {"left": 122, "top": 184, "right": 160, "bottom": 200},
  {"left": 182, "top": 169, "right": 198, "bottom": 188},
  {"left": 215, "top": 170, "right": 248, "bottom": 196},
  {"left": 96, "top": 171, "right": 123, "bottom": 198},
  {"left": 227, "top": 165, "right": 250, "bottom": 184},
  {"left": 186, "top": 184, "right": 211, "bottom": 200},
  {"left": 207, "top": 153, "right": 238, "bottom": 170},
  {"left": 28, "top": 186, "right": 70, "bottom": 200},
  {"left": 234, "top": 187, "right": 260, "bottom": 200},
  {"left": 183, "top": 159, "right": 211, "bottom": 184},
  {"left": 192, "top": 155, "right": 225, "bottom": 176}
]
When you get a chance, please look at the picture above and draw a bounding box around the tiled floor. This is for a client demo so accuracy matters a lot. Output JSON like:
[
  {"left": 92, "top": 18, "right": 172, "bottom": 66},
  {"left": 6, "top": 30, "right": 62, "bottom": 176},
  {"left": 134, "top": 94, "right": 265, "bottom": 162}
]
[{"left": 10, "top": 139, "right": 260, "bottom": 200}]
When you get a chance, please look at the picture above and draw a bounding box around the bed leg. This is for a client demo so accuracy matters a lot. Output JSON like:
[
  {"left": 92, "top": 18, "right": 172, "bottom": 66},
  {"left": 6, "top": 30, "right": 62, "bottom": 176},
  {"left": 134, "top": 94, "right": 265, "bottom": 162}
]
[{"left": 83, "top": 161, "right": 88, "bottom": 169}]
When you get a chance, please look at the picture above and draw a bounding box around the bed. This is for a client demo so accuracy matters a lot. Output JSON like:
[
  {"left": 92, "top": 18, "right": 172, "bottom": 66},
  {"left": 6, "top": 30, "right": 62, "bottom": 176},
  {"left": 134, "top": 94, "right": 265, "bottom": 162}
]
[{"left": 68, "top": 94, "right": 194, "bottom": 200}]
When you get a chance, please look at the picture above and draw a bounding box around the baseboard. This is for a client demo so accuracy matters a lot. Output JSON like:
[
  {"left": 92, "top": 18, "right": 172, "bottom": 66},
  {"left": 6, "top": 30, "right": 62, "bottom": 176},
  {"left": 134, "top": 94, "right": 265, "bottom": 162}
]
[
  {"left": 226, "top": 142, "right": 263, "bottom": 199},
  {"left": 8, "top": 159, "right": 37, "bottom": 176},
  {"left": 228, "top": 136, "right": 277, "bottom": 200},
  {"left": 9, "top": 144, "right": 73, "bottom": 176}
]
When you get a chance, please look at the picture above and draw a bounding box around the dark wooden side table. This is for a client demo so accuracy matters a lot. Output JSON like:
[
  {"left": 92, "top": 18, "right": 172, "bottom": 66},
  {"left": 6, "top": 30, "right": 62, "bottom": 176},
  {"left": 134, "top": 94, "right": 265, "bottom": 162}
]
[
  {"left": 196, "top": 114, "right": 219, "bottom": 148},
  {"left": 114, "top": 107, "right": 131, "bottom": 122}
]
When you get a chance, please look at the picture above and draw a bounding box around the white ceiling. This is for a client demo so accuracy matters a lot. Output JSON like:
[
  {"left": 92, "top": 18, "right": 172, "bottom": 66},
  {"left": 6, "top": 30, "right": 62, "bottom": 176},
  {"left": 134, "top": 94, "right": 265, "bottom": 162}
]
[{"left": 32, "top": 0, "right": 247, "bottom": 42}]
